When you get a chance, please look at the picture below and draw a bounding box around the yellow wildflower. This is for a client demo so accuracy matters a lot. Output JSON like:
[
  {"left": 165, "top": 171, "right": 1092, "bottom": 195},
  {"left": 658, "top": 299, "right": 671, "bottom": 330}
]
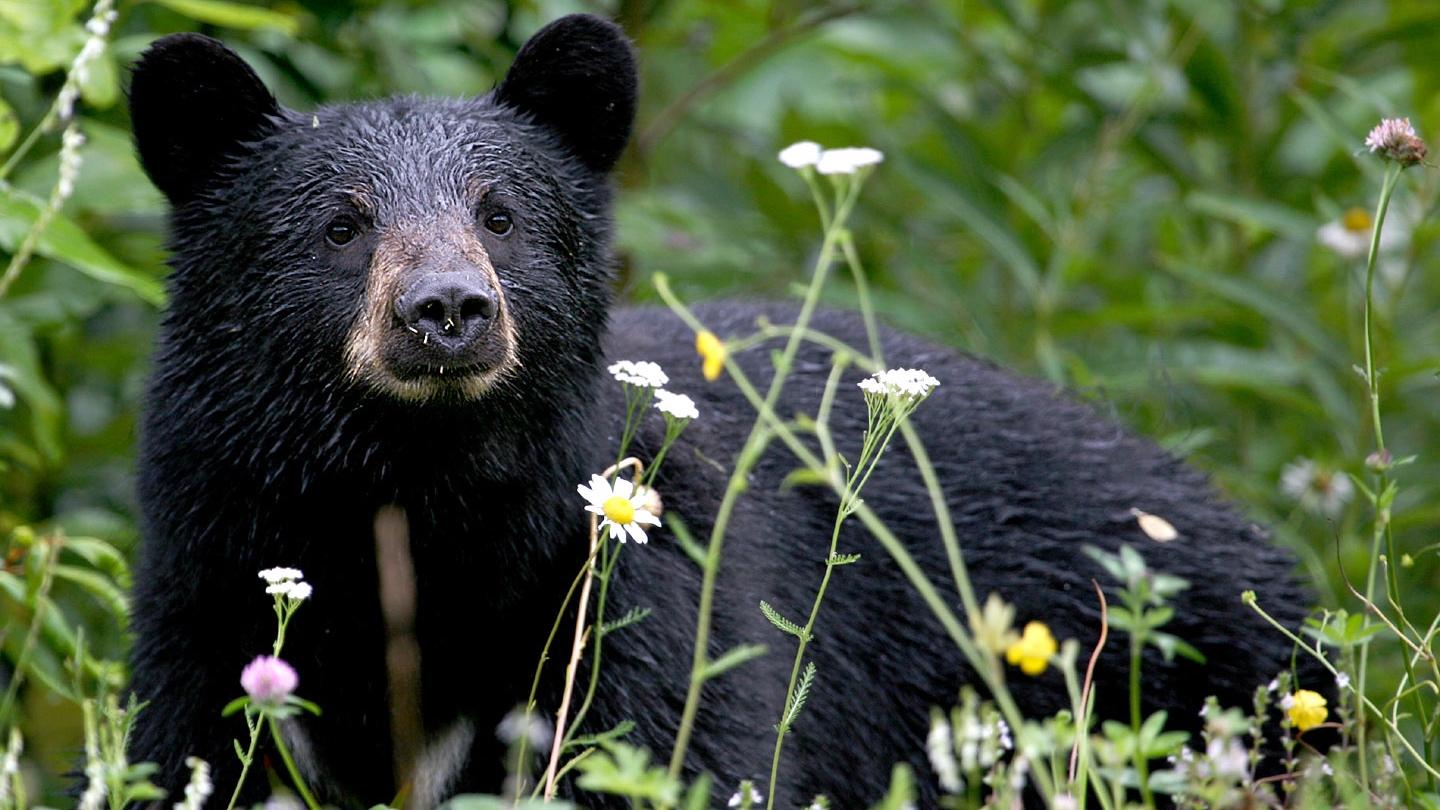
[
  {"left": 1005, "top": 621, "right": 1057, "bottom": 676},
  {"left": 695, "top": 330, "right": 726, "bottom": 381},
  {"left": 1286, "top": 689, "right": 1328, "bottom": 732}
]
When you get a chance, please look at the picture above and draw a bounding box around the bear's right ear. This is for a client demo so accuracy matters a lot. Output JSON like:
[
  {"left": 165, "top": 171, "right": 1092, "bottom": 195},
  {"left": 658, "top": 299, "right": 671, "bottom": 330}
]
[
  {"left": 495, "top": 14, "right": 637, "bottom": 174},
  {"left": 129, "top": 33, "right": 280, "bottom": 205}
]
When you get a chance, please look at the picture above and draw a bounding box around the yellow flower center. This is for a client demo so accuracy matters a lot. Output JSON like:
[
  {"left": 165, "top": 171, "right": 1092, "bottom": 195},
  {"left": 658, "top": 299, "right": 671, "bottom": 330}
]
[
  {"left": 695, "top": 330, "right": 727, "bottom": 381},
  {"left": 1004, "top": 621, "right": 1058, "bottom": 676},
  {"left": 602, "top": 495, "right": 635, "bottom": 525},
  {"left": 1342, "top": 207, "right": 1373, "bottom": 233},
  {"left": 1287, "top": 689, "right": 1328, "bottom": 732}
]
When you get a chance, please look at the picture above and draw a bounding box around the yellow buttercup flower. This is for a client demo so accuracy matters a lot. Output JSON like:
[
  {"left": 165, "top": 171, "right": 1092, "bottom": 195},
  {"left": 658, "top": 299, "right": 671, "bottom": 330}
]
[
  {"left": 1005, "top": 621, "right": 1057, "bottom": 676},
  {"left": 1285, "top": 689, "right": 1328, "bottom": 732},
  {"left": 695, "top": 330, "right": 726, "bottom": 381}
]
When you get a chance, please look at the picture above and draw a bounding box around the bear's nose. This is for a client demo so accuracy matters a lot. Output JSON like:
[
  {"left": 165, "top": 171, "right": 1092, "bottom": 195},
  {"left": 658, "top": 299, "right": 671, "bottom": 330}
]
[{"left": 395, "top": 272, "right": 497, "bottom": 340}]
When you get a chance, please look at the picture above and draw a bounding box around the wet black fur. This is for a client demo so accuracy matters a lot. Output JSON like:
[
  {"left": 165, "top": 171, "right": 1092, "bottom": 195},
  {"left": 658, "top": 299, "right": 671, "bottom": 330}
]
[{"left": 126, "top": 15, "right": 1320, "bottom": 808}]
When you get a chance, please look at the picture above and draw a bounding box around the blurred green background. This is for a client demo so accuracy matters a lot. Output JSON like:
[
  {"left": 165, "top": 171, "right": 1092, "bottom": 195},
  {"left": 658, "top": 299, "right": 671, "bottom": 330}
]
[{"left": 2, "top": 0, "right": 1438, "bottom": 799}]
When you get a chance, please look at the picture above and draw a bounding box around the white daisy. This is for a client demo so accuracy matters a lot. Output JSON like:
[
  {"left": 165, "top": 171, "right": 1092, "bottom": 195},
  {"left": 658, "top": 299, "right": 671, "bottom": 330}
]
[
  {"left": 778, "top": 141, "right": 822, "bottom": 169},
  {"left": 654, "top": 390, "right": 699, "bottom": 421},
  {"left": 816, "top": 146, "right": 885, "bottom": 175},
  {"left": 1280, "top": 457, "right": 1353, "bottom": 517},
  {"left": 607, "top": 360, "right": 669, "bottom": 388},
  {"left": 258, "top": 567, "right": 304, "bottom": 584},
  {"left": 577, "top": 474, "right": 661, "bottom": 544}
]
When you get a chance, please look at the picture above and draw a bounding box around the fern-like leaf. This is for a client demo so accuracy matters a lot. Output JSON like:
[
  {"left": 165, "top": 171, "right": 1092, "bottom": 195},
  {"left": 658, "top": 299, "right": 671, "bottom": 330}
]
[
  {"left": 780, "top": 662, "right": 818, "bottom": 731},
  {"left": 760, "top": 600, "right": 809, "bottom": 640}
]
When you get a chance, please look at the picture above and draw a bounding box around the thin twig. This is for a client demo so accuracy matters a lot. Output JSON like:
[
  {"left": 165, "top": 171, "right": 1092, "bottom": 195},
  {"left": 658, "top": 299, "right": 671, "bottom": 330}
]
[
  {"left": 543, "top": 457, "right": 643, "bottom": 798},
  {"left": 1070, "top": 580, "right": 1109, "bottom": 783}
]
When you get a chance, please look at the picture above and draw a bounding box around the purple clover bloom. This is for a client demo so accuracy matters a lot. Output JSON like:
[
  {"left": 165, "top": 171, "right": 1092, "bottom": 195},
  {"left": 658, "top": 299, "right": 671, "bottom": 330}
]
[{"left": 241, "top": 655, "right": 298, "bottom": 704}]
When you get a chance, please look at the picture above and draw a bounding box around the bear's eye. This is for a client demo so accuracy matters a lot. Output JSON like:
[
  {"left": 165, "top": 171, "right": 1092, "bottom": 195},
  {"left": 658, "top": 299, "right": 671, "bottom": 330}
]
[
  {"left": 325, "top": 217, "right": 359, "bottom": 247},
  {"left": 482, "top": 212, "right": 513, "bottom": 236}
]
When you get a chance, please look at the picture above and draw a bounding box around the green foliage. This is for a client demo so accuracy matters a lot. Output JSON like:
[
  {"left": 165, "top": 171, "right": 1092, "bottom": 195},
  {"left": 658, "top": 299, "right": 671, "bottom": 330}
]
[{"left": 1, "top": 0, "right": 1439, "bottom": 806}]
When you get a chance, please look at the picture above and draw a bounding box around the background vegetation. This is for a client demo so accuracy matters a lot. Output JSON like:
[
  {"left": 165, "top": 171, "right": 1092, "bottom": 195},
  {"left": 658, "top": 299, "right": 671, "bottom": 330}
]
[{"left": 2, "top": 0, "right": 1438, "bottom": 803}]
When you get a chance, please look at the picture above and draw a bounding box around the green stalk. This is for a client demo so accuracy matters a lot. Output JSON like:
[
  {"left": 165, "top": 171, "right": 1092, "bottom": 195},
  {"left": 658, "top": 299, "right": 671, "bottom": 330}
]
[
  {"left": 223, "top": 714, "right": 263, "bottom": 810},
  {"left": 664, "top": 184, "right": 858, "bottom": 784},
  {"left": 268, "top": 716, "right": 321, "bottom": 810},
  {"left": 655, "top": 276, "right": 1055, "bottom": 801},
  {"left": 1128, "top": 634, "right": 1153, "bottom": 806}
]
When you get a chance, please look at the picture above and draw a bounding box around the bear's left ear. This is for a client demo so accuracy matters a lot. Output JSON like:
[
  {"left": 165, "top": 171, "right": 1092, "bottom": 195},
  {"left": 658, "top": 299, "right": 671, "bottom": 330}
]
[{"left": 495, "top": 14, "right": 637, "bottom": 174}]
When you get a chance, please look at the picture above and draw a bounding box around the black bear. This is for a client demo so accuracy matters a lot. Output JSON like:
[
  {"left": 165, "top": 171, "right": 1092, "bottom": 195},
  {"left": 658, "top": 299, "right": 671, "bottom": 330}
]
[{"left": 126, "top": 13, "right": 1318, "bottom": 808}]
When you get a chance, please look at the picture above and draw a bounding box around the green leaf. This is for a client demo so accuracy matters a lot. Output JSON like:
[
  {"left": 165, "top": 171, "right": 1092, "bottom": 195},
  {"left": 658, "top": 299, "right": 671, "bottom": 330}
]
[
  {"left": 600, "top": 606, "right": 651, "bottom": 637},
  {"left": 827, "top": 552, "right": 861, "bottom": 566},
  {"left": 574, "top": 742, "right": 681, "bottom": 804},
  {"left": 0, "top": 97, "right": 17, "bottom": 154},
  {"left": 701, "top": 643, "right": 768, "bottom": 681},
  {"left": 565, "top": 719, "right": 635, "bottom": 751},
  {"left": 779, "top": 467, "right": 828, "bottom": 489},
  {"left": 0, "top": 187, "right": 164, "bottom": 304},
  {"left": 682, "top": 772, "right": 712, "bottom": 810},
  {"left": 759, "top": 600, "right": 808, "bottom": 640},
  {"left": 221, "top": 696, "right": 249, "bottom": 717},
  {"left": 1184, "top": 190, "right": 1317, "bottom": 240},
  {"left": 53, "top": 564, "right": 129, "bottom": 626},
  {"left": 147, "top": 0, "right": 302, "bottom": 34},
  {"left": 780, "top": 661, "right": 817, "bottom": 730}
]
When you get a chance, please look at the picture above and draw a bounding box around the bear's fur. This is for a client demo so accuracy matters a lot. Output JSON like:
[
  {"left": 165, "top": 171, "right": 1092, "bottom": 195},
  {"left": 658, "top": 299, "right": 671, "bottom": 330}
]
[{"left": 126, "top": 14, "right": 1319, "bottom": 808}]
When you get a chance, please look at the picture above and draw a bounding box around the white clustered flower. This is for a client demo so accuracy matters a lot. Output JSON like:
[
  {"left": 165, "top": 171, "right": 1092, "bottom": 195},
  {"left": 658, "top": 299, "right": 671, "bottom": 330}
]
[
  {"left": 1335, "top": 672, "right": 1351, "bottom": 690},
  {"left": 56, "top": 126, "right": 86, "bottom": 201},
  {"left": 174, "top": 757, "right": 213, "bottom": 810},
  {"left": 496, "top": 709, "right": 554, "bottom": 749},
  {"left": 1280, "top": 457, "right": 1353, "bottom": 517},
  {"left": 1205, "top": 738, "right": 1249, "bottom": 779},
  {"left": 259, "top": 567, "right": 304, "bottom": 584},
  {"left": 577, "top": 474, "right": 661, "bottom": 544},
  {"left": 858, "top": 368, "right": 940, "bottom": 400},
  {"left": 815, "top": 146, "right": 885, "bottom": 175},
  {"left": 654, "top": 389, "right": 699, "bottom": 421},
  {"left": 56, "top": 0, "right": 117, "bottom": 121},
  {"left": 727, "top": 784, "right": 763, "bottom": 808},
  {"left": 607, "top": 360, "right": 669, "bottom": 388},
  {"left": 926, "top": 715, "right": 961, "bottom": 793},
  {"left": 778, "top": 140, "right": 823, "bottom": 168}
]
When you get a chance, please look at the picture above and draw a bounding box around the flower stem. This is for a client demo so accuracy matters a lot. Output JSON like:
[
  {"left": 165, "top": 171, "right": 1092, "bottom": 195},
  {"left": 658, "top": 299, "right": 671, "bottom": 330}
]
[
  {"left": 267, "top": 716, "right": 321, "bottom": 810},
  {"left": 223, "top": 715, "right": 262, "bottom": 810},
  {"left": 664, "top": 195, "right": 848, "bottom": 784}
]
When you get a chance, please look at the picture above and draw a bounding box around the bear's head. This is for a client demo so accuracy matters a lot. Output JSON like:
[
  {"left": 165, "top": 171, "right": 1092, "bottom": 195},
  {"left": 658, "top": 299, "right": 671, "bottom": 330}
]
[{"left": 129, "top": 15, "right": 636, "bottom": 405}]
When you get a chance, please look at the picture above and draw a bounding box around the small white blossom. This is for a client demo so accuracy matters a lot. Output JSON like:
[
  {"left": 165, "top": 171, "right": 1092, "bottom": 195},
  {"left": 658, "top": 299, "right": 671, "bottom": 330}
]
[
  {"left": 778, "top": 140, "right": 822, "bottom": 169},
  {"left": 728, "top": 784, "right": 763, "bottom": 808},
  {"left": 287, "top": 582, "right": 313, "bottom": 601},
  {"left": 56, "top": 127, "right": 86, "bottom": 201},
  {"left": 259, "top": 567, "right": 304, "bottom": 584},
  {"left": 926, "top": 714, "right": 961, "bottom": 793},
  {"left": 1206, "top": 738, "right": 1248, "bottom": 779},
  {"left": 816, "top": 146, "right": 885, "bottom": 175},
  {"left": 56, "top": 0, "right": 117, "bottom": 121},
  {"left": 607, "top": 360, "right": 669, "bottom": 388},
  {"left": 0, "top": 729, "right": 21, "bottom": 805},
  {"left": 1279, "top": 693, "right": 1295, "bottom": 711},
  {"left": 996, "top": 718, "right": 1012, "bottom": 751},
  {"left": 1280, "top": 457, "right": 1353, "bottom": 517},
  {"left": 654, "top": 389, "right": 699, "bottom": 421},
  {"left": 1052, "top": 794, "right": 1078, "bottom": 810},
  {"left": 1335, "top": 672, "right": 1351, "bottom": 690},
  {"left": 497, "top": 709, "right": 554, "bottom": 749},
  {"left": 1267, "top": 678, "right": 1279, "bottom": 693},
  {"left": 174, "top": 757, "right": 213, "bottom": 810},
  {"left": 858, "top": 368, "right": 940, "bottom": 400},
  {"left": 577, "top": 474, "right": 661, "bottom": 544}
]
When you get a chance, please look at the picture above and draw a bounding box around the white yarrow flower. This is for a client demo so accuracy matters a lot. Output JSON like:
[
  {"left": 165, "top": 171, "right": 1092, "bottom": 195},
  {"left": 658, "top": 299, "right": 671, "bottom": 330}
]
[
  {"left": 778, "top": 141, "right": 822, "bottom": 168},
  {"left": 654, "top": 390, "right": 699, "bottom": 421},
  {"left": 607, "top": 360, "right": 669, "bottom": 388},
  {"left": 858, "top": 368, "right": 940, "bottom": 399},
  {"left": 816, "top": 146, "right": 885, "bottom": 175},
  {"left": 258, "top": 567, "right": 304, "bottom": 584},
  {"left": 577, "top": 474, "right": 661, "bottom": 544},
  {"left": 926, "top": 714, "right": 961, "bottom": 793},
  {"left": 287, "top": 582, "right": 313, "bottom": 601}
]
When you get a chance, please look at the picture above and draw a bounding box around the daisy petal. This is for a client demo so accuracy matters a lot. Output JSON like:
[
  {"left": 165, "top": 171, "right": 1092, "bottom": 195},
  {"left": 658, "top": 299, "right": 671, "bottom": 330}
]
[{"left": 624, "top": 522, "right": 649, "bottom": 544}]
